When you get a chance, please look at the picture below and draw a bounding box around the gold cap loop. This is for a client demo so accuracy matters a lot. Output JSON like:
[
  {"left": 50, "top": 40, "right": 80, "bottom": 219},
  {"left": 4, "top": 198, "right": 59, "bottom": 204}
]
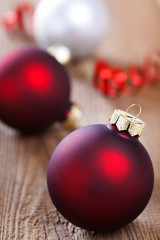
[
  {"left": 110, "top": 104, "right": 145, "bottom": 137},
  {"left": 125, "top": 104, "right": 142, "bottom": 118}
]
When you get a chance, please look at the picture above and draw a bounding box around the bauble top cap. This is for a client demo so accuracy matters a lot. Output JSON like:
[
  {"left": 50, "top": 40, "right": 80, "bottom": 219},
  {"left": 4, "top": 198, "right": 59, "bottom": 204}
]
[{"left": 110, "top": 104, "right": 145, "bottom": 137}]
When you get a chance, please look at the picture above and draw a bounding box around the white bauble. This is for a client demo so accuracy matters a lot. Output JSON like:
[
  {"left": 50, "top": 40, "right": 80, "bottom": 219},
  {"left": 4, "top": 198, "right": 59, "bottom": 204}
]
[
  {"left": 33, "top": 0, "right": 109, "bottom": 58},
  {"left": 157, "top": 0, "right": 160, "bottom": 5}
]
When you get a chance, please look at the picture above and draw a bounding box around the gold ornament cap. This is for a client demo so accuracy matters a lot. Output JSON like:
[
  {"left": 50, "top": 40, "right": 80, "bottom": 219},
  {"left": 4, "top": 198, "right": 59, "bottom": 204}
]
[
  {"left": 63, "top": 104, "right": 82, "bottom": 128},
  {"left": 109, "top": 104, "right": 145, "bottom": 137}
]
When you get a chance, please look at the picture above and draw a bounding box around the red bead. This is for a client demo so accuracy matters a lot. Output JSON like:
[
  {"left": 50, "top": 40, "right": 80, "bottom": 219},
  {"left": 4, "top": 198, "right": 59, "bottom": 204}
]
[
  {"left": 120, "top": 85, "right": 134, "bottom": 95},
  {"left": 105, "top": 87, "right": 117, "bottom": 98},
  {"left": 3, "top": 3, "right": 34, "bottom": 35},
  {"left": 93, "top": 60, "right": 132, "bottom": 97},
  {"left": 16, "top": 3, "right": 34, "bottom": 32},
  {"left": 99, "top": 68, "right": 113, "bottom": 80},
  {"left": 3, "top": 11, "right": 19, "bottom": 32},
  {"left": 94, "top": 60, "right": 119, "bottom": 97},
  {"left": 94, "top": 63, "right": 114, "bottom": 95},
  {"left": 94, "top": 60, "right": 107, "bottom": 84},
  {"left": 94, "top": 60, "right": 109, "bottom": 75},
  {"left": 47, "top": 124, "right": 154, "bottom": 232},
  {"left": 113, "top": 69, "right": 127, "bottom": 85},
  {"left": 128, "top": 65, "right": 145, "bottom": 87}
]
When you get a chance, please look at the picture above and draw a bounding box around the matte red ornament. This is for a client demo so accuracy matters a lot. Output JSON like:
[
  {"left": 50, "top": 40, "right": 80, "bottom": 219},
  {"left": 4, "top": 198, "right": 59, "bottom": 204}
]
[
  {"left": 47, "top": 105, "right": 154, "bottom": 232},
  {"left": 0, "top": 47, "right": 70, "bottom": 132}
]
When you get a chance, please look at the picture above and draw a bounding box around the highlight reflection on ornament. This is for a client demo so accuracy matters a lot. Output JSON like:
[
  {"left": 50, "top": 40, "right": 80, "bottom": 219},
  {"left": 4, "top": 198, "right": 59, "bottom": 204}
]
[{"left": 33, "top": 0, "right": 109, "bottom": 58}]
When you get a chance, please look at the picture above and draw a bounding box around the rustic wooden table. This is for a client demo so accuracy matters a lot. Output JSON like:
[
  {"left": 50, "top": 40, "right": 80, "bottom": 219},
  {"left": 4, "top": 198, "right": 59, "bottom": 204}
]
[{"left": 0, "top": 0, "right": 160, "bottom": 239}]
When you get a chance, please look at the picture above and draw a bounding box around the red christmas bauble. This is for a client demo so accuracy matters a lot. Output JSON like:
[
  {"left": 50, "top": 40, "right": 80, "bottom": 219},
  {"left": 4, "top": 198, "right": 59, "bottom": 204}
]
[
  {"left": 0, "top": 47, "right": 70, "bottom": 132},
  {"left": 47, "top": 120, "right": 154, "bottom": 232}
]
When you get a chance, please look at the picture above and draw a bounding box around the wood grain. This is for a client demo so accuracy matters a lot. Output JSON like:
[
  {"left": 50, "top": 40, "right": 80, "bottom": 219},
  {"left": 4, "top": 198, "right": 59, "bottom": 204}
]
[{"left": 0, "top": 0, "right": 160, "bottom": 239}]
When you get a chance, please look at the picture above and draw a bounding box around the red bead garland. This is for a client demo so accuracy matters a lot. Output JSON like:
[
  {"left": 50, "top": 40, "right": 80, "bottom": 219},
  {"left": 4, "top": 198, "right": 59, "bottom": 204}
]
[
  {"left": 3, "top": 3, "right": 34, "bottom": 35},
  {"left": 94, "top": 50, "right": 160, "bottom": 97}
]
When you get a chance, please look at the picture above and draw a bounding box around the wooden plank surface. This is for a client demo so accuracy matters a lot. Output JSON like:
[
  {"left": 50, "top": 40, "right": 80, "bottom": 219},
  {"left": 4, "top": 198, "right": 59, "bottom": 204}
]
[{"left": 0, "top": 0, "right": 160, "bottom": 239}]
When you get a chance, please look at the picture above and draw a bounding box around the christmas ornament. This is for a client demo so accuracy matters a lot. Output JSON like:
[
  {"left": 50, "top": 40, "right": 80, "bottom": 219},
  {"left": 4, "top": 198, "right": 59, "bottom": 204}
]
[
  {"left": 47, "top": 104, "right": 154, "bottom": 232},
  {"left": 0, "top": 47, "right": 71, "bottom": 133},
  {"left": 94, "top": 50, "right": 160, "bottom": 97},
  {"left": 33, "top": 0, "right": 109, "bottom": 58}
]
